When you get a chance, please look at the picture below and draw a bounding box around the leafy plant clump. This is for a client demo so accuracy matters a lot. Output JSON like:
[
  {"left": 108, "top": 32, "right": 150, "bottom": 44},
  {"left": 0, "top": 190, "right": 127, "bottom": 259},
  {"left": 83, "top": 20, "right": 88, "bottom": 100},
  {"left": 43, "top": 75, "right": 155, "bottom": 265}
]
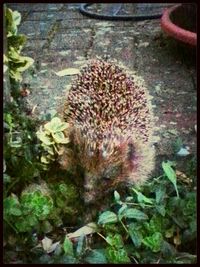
[
  {"left": 4, "top": 7, "right": 34, "bottom": 89},
  {"left": 17, "top": 160, "right": 195, "bottom": 264},
  {"left": 36, "top": 117, "right": 70, "bottom": 169}
]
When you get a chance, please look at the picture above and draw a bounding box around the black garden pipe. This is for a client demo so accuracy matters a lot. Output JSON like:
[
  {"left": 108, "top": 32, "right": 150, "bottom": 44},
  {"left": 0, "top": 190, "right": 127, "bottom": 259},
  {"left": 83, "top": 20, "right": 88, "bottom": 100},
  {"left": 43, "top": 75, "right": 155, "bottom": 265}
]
[{"left": 79, "top": 3, "right": 163, "bottom": 21}]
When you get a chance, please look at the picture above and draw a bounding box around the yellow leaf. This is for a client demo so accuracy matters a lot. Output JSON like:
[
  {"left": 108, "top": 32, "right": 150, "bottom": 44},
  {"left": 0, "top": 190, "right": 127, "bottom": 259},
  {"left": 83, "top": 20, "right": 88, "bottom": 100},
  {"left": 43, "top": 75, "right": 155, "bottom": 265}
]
[{"left": 54, "top": 68, "right": 80, "bottom": 77}]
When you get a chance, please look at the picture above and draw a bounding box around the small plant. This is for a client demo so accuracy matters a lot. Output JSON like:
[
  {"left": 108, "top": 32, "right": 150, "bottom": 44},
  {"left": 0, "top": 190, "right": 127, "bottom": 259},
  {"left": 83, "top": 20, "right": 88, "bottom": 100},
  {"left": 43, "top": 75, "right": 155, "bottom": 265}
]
[
  {"left": 4, "top": 7, "right": 34, "bottom": 87},
  {"left": 4, "top": 181, "right": 54, "bottom": 233},
  {"left": 36, "top": 117, "right": 70, "bottom": 169}
]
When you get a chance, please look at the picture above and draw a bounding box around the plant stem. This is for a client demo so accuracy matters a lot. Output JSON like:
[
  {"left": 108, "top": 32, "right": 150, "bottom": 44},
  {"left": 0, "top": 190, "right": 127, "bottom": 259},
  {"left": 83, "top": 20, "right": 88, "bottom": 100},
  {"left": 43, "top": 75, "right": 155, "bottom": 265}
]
[
  {"left": 119, "top": 219, "right": 129, "bottom": 234},
  {"left": 97, "top": 232, "right": 108, "bottom": 243}
]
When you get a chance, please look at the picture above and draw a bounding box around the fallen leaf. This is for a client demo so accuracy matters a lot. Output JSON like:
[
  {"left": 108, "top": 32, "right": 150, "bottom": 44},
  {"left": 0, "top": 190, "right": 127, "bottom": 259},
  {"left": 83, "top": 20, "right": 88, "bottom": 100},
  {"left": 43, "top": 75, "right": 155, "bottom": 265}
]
[
  {"left": 177, "top": 147, "right": 190, "bottom": 156},
  {"left": 55, "top": 68, "right": 80, "bottom": 77},
  {"left": 41, "top": 236, "right": 60, "bottom": 253},
  {"left": 67, "top": 223, "right": 97, "bottom": 239}
]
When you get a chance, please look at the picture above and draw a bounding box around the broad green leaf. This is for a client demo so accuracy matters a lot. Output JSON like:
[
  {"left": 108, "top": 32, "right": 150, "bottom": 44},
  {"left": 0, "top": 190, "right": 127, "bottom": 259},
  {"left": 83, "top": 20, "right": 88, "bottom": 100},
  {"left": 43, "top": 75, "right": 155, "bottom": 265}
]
[
  {"left": 155, "top": 205, "right": 166, "bottom": 216},
  {"left": 118, "top": 204, "right": 128, "bottom": 220},
  {"left": 85, "top": 249, "right": 107, "bottom": 264},
  {"left": 155, "top": 185, "right": 166, "bottom": 204},
  {"left": 55, "top": 68, "right": 80, "bottom": 76},
  {"left": 162, "top": 161, "right": 179, "bottom": 197},
  {"left": 10, "top": 207, "right": 22, "bottom": 216},
  {"left": 52, "top": 132, "right": 69, "bottom": 144},
  {"left": 123, "top": 208, "right": 148, "bottom": 220},
  {"left": 132, "top": 188, "right": 154, "bottom": 204},
  {"left": 98, "top": 211, "right": 118, "bottom": 225},
  {"left": 63, "top": 236, "right": 74, "bottom": 256},
  {"left": 128, "top": 224, "right": 143, "bottom": 248}
]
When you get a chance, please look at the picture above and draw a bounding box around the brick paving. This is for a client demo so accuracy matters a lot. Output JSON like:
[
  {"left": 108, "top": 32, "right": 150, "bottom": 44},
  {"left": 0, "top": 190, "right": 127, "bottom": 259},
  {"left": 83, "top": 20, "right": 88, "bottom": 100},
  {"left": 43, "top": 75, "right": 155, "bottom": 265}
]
[{"left": 6, "top": 3, "right": 197, "bottom": 163}]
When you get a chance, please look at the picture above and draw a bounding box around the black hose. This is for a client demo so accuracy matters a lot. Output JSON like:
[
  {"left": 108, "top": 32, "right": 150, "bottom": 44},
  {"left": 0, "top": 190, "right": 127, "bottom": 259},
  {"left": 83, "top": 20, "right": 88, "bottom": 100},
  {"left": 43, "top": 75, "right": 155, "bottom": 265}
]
[{"left": 79, "top": 3, "right": 163, "bottom": 21}]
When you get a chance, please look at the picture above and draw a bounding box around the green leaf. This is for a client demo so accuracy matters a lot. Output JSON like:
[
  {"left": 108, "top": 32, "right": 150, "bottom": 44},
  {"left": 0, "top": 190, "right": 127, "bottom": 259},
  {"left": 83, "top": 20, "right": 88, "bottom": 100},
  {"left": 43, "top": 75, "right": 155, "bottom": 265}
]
[
  {"left": 155, "top": 204, "right": 166, "bottom": 216},
  {"left": 85, "top": 249, "right": 107, "bottom": 264},
  {"left": 128, "top": 223, "right": 143, "bottom": 248},
  {"left": 162, "top": 161, "right": 179, "bottom": 197},
  {"left": 106, "top": 247, "right": 131, "bottom": 264},
  {"left": 63, "top": 236, "right": 74, "bottom": 256},
  {"left": 118, "top": 204, "right": 128, "bottom": 220},
  {"left": 142, "top": 232, "right": 163, "bottom": 252},
  {"left": 155, "top": 185, "right": 166, "bottom": 204},
  {"left": 12, "top": 10, "right": 21, "bottom": 26},
  {"left": 98, "top": 211, "right": 118, "bottom": 225},
  {"left": 106, "top": 234, "right": 124, "bottom": 248},
  {"left": 114, "top": 190, "right": 120, "bottom": 202},
  {"left": 123, "top": 208, "right": 148, "bottom": 220},
  {"left": 52, "top": 132, "right": 69, "bottom": 144},
  {"left": 132, "top": 188, "right": 154, "bottom": 204}
]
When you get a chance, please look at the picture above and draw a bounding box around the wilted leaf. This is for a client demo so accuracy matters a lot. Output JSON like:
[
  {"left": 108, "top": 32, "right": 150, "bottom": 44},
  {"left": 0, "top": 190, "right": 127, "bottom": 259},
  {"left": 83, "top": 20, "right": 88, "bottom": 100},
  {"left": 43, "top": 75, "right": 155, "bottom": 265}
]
[
  {"left": 55, "top": 68, "right": 80, "bottom": 76},
  {"left": 67, "top": 223, "right": 97, "bottom": 239},
  {"left": 41, "top": 236, "right": 53, "bottom": 252},
  {"left": 98, "top": 211, "right": 118, "bottom": 225}
]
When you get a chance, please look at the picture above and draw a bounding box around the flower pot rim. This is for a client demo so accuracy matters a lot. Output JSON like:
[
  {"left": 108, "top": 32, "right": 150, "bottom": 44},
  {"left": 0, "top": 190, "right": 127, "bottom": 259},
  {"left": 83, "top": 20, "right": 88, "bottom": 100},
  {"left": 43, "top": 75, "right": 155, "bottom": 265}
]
[{"left": 161, "top": 4, "right": 197, "bottom": 46}]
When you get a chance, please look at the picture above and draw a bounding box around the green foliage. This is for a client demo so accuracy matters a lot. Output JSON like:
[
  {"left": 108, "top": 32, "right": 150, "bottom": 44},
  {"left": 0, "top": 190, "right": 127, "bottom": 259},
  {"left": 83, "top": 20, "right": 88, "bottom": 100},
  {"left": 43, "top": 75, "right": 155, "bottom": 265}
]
[
  {"left": 36, "top": 117, "right": 70, "bottom": 169},
  {"left": 4, "top": 7, "right": 34, "bottom": 88},
  {"left": 95, "top": 163, "right": 196, "bottom": 264}
]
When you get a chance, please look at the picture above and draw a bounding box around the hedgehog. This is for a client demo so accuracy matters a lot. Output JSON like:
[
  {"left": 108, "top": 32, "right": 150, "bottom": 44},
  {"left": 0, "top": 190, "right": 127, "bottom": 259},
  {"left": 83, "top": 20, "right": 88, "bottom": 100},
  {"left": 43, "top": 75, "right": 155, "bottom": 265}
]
[{"left": 59, "top": 59, "right": 156, "bottom": 205}]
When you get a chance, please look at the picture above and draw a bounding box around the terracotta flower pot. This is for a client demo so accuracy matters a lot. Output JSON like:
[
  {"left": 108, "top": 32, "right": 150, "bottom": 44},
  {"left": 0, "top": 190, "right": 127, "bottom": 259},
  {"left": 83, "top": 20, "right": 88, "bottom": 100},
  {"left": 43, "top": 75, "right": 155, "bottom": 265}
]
[{"left": 161, "top": 4, "right": 197, "bottom": 46}]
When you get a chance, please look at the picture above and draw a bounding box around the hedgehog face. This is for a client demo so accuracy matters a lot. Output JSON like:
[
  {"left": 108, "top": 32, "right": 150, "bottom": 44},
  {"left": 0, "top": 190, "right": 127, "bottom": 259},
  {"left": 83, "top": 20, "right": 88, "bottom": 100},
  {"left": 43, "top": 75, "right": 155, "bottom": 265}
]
[{"left": 83, "top": 161, "right": 123, "bottom": 204}]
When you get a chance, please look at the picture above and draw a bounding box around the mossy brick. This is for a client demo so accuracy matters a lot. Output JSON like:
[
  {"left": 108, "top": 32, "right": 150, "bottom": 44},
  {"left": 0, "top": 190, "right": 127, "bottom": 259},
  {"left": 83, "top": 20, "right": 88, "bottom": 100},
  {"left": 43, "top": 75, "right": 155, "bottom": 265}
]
[{"left": 49, "top": 31, "right": 92, "bottom": 50}]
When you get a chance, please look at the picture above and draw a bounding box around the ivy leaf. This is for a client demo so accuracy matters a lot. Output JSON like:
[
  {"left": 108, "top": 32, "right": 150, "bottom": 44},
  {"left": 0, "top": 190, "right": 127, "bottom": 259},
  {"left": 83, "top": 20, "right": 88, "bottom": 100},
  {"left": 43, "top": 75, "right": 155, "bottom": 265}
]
[
  {"left": 63, "top": 236, "right": 74, "bottom": 256},
  {"left": 123, "top": 208, "right": 148, "bottom": 221},
  {"left": 162, "top": 161, "right": 179, "bottom": 197},
  {"left": 98, "top": 211, "right": 118, "bottom": 225}
]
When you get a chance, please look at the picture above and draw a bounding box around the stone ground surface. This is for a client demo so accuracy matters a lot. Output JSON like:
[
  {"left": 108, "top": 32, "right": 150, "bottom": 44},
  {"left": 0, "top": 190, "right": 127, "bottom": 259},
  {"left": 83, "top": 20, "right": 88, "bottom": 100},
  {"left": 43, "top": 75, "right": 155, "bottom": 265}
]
[{"left": 7, "top": 3, "right": 197, "bottom": 170}]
